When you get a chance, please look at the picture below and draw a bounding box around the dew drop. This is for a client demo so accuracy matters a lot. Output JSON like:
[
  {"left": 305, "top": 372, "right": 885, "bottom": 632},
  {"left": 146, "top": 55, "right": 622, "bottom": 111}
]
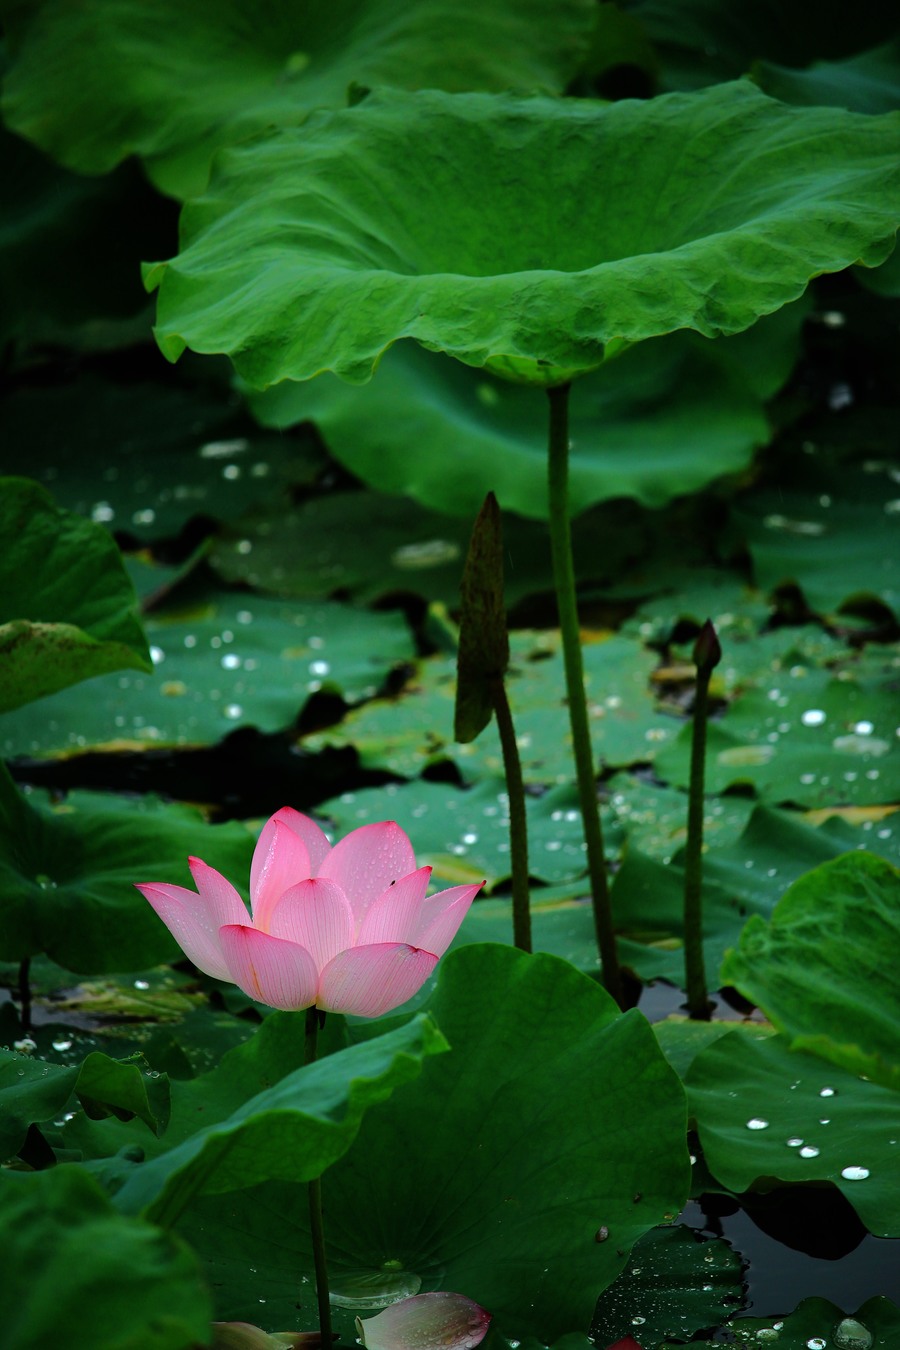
[
  {"left": 756, "top": 1331, "right": 779, "bottom": 1343},
  {"left": 819, "top": 1087, "right": 836, "bottom": 1098},
  {"left": 799, "top": 1145, "right": 820, "bottom": 1159},
  {"left": 746, "top": 1117, "right": 770, "bottom": 1130},
  {"left": 801, "top": 709, "right": 826, "bottom": 727},
  {"left": 806, "top": 1339, "right": 827, "bottom": 1350},
  {"left": 224, "top": 704, "right": 243, "bottom": 720},
  {"left": 52, "top": 1039, "right": 73, "bottom": 1052},
  {"left": 786, "top": 1137, "right": 803, "bottom": 1147},
  {"left": 834, "top": 1317, "right": 873, "bottom": 1349},
  {"left": 133, "top": 979, "right": 150, "bottom": 991},
  {"left": 840, "top": 1166, "right": 870, "bottom": 1181},
  {"left": 631, "top": 1317, "right": 646, "bottom": 1326}
]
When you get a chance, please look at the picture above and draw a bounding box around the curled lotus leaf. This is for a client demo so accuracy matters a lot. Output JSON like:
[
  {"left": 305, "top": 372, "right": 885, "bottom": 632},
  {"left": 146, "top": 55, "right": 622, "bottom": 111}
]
[{"left": 147, "top": 83, "right": 900, "bottom": 388}]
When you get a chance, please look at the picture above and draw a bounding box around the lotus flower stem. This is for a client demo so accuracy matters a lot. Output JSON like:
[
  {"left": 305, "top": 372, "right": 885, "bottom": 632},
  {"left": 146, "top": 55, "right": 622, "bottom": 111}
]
[
  {"left": 304, "top": 1006, "right": 333, "bottom": 1343},
  {"left": 490, "top": 677, "right": 531, "bottom": 953},
  {"left": 683, "top": 620, "right": 721, "bottom": 1018},
  {"left": 546, "top": 384, "right": 623, "bottom": 1008}
]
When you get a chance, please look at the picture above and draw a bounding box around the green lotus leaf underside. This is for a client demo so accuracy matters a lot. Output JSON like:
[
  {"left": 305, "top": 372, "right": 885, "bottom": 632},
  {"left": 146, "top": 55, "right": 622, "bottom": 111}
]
[
  {"left": 0, "top": 0, "right": 595, "bottom": 198},
  {"left": 146, "top": 83, "right": 900, "bottom": 388}
]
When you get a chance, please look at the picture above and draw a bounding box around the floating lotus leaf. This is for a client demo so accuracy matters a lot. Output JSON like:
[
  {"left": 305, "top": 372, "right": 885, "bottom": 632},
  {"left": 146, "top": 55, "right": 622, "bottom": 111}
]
[
  {"left": 146, "top": 83, "right": 899, "bottom": 388},
  {"left": 591, "top": 1225, "right": 745, "bottom": 1345},
  {"left": 1, "top": 0, "right": 595, "bottom": 198},
  {"left": 2, "top": 591, "right": 412, "bottom": 758},
  {"left": 0, "top": 374, "right": 325, "bottom": 541},
  {"left": 687, "top": 1030, "right": 900, "bottom": 1235}
]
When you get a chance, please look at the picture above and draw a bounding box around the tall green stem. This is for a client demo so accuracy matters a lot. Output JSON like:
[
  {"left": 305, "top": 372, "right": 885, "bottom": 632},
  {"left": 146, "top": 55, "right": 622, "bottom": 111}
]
[
  {"left": 683, "top": 620, "right": 721, "bottom": 1018},
  {"left": 546, "top": 384, "right": 623, "bottom": 1007},
  {"left": 491, "top": 676, "right": 531, "bottom": 953},
  {"left": 305, "top": 1007, "right": 333, "bottom": 1342}
]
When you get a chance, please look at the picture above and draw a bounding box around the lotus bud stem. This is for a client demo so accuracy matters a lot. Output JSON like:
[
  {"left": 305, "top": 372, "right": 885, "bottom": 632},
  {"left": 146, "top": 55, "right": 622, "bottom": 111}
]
[{"left": 683, "top": 619, "right": 722, "bottom": 1018}]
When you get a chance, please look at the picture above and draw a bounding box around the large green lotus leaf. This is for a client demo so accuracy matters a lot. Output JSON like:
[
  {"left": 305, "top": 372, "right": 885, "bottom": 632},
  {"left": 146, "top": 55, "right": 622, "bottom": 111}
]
[
  {"left": 735, "top": 463, "right": 899, "bottom": 617},
  {"left": 321, "top": 778, "right": 592, "bottom": 888},
  {"left": 591, "top": 1225, "right": 745, "bottom": 1345},
  {"left": 209, "top": 486, "right": 652, "bottom": 609},
  {"left": 711, "top": 1297, "right": 900, "bottom": 1350},
  {"left": 146, "top": 83, "right": 900, "bottom": 389},
  {"left": 0, "top": 478, "right": 151, "bottom": 713},
  {"left": 604, "top": 771, "right": 755, "bottom": 862},
  {"left": 59, "top": 1003, "right": 312, "bottom": 1166},
  {"left": 655, "top": 663, "right": 900, "bottom": 808},
  {"left": 0, "top": 775, "right": 254, "bottom": 970},
  {"left": 621, "top": 568, "right": 772, "bottom": 646},
  {"left": 113, "top": 1012, "right": 447, "bottom": 1225},
  {"left": 2, "top": 591, "right": 412, "bottom": 757},
  {"left": 754, "top": 39, "right": 900, "bottom": 115},
  {"left": 611, "top": 805, "right": 900, "bottom": 987},
  {"left": 1, "top": 0, "right": 595, "bottom": 199},
  {"left": 0, "top": 121, "right": 174, "bottom": 348},
  {"left": 653, "top": 1017, "right": 773, "bottom": 1086},
  {"left": 628, "top": 0, "right": 896, "bottom": 91},
  {"left": 0, "top": 1047, "right": 169, "bottom": 1161},
  {"left": 247, "top": 315, "right": 793, "bottom": 518},
  {"left": 176, "top": 946, "right": 691, "bottom": 1340},
  {"left": 687, "top": 1030, "right": 900, "bottom": 1235},
  {"left": 721, "top": 852, "right": 900, "bottom": 1092},
  {"left": 0, "top": 1166, "right": 212, "bottom": 1350},
  {"left": 857, "top": 244, "right": 900, "bottom": 297},
  {"left": 0, "top": 375, "right": 325, "bottom": 541},
  {"left": 305, "top": 632, "right": 680, "bottom": 785}
]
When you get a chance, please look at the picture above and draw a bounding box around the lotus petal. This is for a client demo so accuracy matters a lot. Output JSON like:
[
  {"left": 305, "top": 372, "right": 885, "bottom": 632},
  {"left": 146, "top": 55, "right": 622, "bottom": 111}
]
[
  {"left": 317, "top": 943, "right": 437, "bottom": 1017},
  {"left": 271, "top": 805, "right": 332, "bottom": 873},
  {"left": 411, "top": 883, "right": 483, "bottom": 957},
  {"left": 318, "top": 821, "right": 416, "bottom": 925},
  {"left": 251, "top": 816, "right": 312, "bottom": 930},
  {"left": 219, "top": 924, "right": 318, "bottom": 1010},
  {"left": 134, "top": 881, "right": 234, "bottom": 981},
  {"left": 267, "top": 877, "right": 355, "bottom": 973},
  {"left": 356, "top": 866, "right": 432, "bottom": 946}
]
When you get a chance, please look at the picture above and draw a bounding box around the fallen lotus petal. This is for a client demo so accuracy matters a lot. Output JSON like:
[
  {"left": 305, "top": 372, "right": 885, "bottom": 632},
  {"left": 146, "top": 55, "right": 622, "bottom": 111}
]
[
  {"left": 136, "top": 808, "right": 482, "bottom": 1016},
  {"left": 604, "top": 1339, "right": 644, "bottom": 1350},
  {"left": 356, "top": 1292, "right": 491, "bottom": 1350}
]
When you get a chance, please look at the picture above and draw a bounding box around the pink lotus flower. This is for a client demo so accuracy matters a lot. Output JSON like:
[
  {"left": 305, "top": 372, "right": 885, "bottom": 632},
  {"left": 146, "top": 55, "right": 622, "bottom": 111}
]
[{"left": 136, "top": 808, "right": 482, "bottom": 1018}]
